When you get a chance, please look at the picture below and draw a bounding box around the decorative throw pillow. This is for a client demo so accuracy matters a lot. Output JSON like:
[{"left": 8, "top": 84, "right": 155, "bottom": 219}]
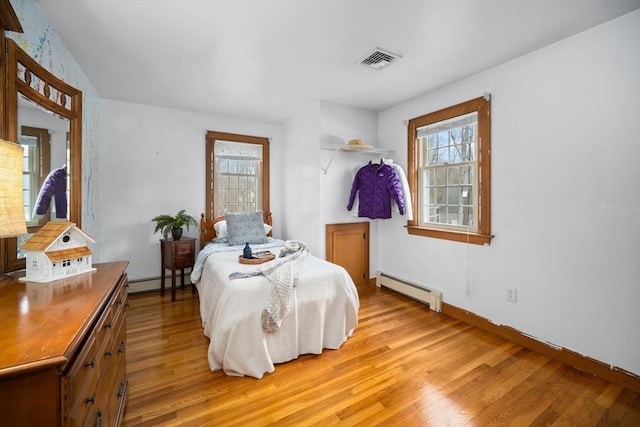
[
  {"left": 225, "top": 211, "right": 267, "bottom": 246},
  {"left": 214, "top": 220, "right": 271, "bottom": 239},
  {"left": 213, "top": 221, "right": 229, "bottom": 238}
]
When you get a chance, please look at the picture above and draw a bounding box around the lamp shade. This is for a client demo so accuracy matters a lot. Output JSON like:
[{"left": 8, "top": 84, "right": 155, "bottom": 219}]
[{"left": 0, "top": 138, "right": 28, "bottom": 237}]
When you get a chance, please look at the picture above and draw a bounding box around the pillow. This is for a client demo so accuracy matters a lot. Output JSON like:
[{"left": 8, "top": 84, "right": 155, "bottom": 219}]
[
  {"left": 213, "top": 221, "right": 228, "bottom": 238},
  {"left": 214, "top": 220, "right": 271, "bottom": 239},
  {"left": 225, "top": 211, "right": 268, "bottom": 246}
]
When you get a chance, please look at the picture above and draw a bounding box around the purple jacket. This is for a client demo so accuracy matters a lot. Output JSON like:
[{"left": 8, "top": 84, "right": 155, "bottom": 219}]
[
  {"left": 347, "top": 162, "right": 404, "bottom": 219},
  {"left": 35, "top": 167, "right": 67, "bottom": 218}
]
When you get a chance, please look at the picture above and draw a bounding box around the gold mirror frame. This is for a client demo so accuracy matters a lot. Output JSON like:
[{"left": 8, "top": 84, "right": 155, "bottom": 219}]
[{"left": 3, "top": 38, "right": 83, "bottom": 271}]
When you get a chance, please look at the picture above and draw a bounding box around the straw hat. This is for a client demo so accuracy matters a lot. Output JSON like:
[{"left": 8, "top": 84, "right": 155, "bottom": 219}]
[{"left": 347, "top": 139, "right": 373, "bottom": 149}]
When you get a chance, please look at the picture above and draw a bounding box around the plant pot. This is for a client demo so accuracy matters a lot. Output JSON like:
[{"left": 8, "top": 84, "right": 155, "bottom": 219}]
[{"left": 171, "top": 227, "right": 183, "bottom": 240}]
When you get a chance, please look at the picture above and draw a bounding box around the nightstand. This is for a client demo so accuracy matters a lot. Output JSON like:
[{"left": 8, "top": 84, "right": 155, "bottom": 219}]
[{"left": 160, "top": 237, "right": 196, "bottom": 301}]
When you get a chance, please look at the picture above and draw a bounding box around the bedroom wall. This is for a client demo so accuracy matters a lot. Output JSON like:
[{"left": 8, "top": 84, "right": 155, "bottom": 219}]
[
  {"left": 377, "top": 10, "right": 640, "bottom": 376},
  {"left": 281, "top": 102, "right": 321, "bottom": 253},
  {"left": 318, "top": 101, "right": 382, "bottom": 262},
  {"left": 282, "top": 101, "right": 382, "bottom": 260},
  {"left": 98, "top": 99, "right": 284, "bottom": 282},
  {"left": 8, "top": 0, "right": 101, "bottom": 252}
]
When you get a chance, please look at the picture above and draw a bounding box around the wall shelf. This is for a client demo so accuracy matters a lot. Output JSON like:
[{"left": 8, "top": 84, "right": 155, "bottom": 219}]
[{"left": 320, "top": 143, "right": 395, "bottom": 174}]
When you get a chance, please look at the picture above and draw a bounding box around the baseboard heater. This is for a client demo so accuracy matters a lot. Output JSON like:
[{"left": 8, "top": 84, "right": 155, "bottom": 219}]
[{"left": 375, "top": 271, "right": 443, "bottom": 312}]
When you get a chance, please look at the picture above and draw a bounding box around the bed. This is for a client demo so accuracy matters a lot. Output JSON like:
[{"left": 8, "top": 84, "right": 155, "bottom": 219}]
[{"left": 191, "top": 211, "right": 360, "bottom": 378}]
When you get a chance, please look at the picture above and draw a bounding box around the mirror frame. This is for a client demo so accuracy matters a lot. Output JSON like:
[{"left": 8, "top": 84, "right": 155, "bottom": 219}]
[{"left": 3, "top": 38, "right": 83, "bottom": 271}]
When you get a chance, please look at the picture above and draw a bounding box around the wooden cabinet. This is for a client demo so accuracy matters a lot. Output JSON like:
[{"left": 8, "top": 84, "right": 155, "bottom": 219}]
[
  {"left": 0, "top": 261, "right": 129, "bottom": 426},
  {"left": 326, "top": 222, "right": 370, "bottom": 285},
  {"left": 160, "top": 237, "right": 196, "bottom": 301}
]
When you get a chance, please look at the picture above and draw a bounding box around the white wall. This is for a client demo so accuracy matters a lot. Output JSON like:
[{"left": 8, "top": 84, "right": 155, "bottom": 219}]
[
  {"left": 377, "top": 10, "right": 640, "bottom": 376},
  {"left": 281, "top": 102, "right": 321, "bottom": 254},
  {"left": 318, "top": 101, "right": 381, "bottom": 261},
  {"left": 282, "top": 101, "right": 386, "bottom": 259},
  {"left": 9, "top": 0, "right": 101, "bottom": 249},
  {"left": 98, "top": 99, "right": 283, "bottom": 281}
]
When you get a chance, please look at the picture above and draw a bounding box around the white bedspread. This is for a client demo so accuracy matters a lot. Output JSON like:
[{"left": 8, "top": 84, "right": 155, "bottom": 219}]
[{"left": 192, "top": 240, "right": 360, "bottom": 378}]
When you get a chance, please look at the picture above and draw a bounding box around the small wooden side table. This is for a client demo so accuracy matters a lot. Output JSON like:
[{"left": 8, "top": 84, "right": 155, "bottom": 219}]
[{"left": 160, "top": 237, "right": 196, "bottom": 301}]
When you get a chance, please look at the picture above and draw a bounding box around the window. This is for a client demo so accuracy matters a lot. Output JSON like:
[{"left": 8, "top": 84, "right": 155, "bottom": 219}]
[
  {"left": 20, "top": 126, "right": 51, "bottom": 225},
  {"left": 205, "top": 131, "right": 270, "bottom": 219},
  {"left": 407, "top": 96, "right": 491, "bottom": 245}
]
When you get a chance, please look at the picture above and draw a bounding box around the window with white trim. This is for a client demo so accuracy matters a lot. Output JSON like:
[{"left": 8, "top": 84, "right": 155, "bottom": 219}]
[
  {"left": 205, "top": 131, "right": 270, "bottom": 219},
  {"left": 407, "top": 96, "right": 492, "bottom": 245}
]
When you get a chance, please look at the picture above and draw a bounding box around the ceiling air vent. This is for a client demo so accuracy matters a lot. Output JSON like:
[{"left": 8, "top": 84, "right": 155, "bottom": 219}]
[{"left": 360, "top": 47, "right": 402, "bottom": 70}]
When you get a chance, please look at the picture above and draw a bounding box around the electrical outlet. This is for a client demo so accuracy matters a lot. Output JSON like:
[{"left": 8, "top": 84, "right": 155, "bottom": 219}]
[{"left": 506, "top": 287, "right": 517, "bottom": 303}]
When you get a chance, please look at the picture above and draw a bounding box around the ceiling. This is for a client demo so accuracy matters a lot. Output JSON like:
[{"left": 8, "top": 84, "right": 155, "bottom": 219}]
[{"left": 35, "top": 0, "right": 639, "bottom": 124}]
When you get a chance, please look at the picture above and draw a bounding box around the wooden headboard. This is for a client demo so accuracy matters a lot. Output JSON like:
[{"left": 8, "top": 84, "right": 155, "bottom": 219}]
[{"left": 199, "top": 212, "right": 273, "bottom": 249}]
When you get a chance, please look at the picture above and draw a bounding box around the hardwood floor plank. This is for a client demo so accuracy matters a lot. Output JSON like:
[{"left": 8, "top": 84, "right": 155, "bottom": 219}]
[{"left": 123, "top": 285, "right": 640, "bottom": 426}]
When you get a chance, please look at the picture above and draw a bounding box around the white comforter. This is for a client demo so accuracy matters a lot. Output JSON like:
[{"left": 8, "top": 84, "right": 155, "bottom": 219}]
[{"left": 192, "top": 240, "right": 360, "bottom": 378}]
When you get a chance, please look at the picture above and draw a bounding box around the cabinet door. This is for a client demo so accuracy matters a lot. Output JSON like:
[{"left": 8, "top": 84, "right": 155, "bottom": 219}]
[{"left": 326, "top": 222, "right": 369, "bottom": 285}]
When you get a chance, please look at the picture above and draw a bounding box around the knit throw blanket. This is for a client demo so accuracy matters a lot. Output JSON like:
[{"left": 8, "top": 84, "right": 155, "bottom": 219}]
[{"left": 260, "top": 240, "right": 309, "bottom": 333}]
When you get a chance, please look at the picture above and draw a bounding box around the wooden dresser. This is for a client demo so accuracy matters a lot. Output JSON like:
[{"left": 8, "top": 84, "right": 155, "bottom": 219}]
[{"left": 0, "top": 261, "right": 129, "bottom": 426}]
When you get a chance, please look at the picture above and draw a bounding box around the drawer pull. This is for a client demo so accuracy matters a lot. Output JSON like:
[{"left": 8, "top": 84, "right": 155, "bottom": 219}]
[
  {"left": 104, "top": 350, "right": 112, "bottom": 358},
  {"left": 117, "top": 381, "right": 126, "bottom": 398},
  {"left": 118, "top": 341, "right": 126, "bottom": 354},
  {"left": 104, "top": 322, "right": 112, "bottom": 329},
  {"left": 84, "top": 358, "right": 95, "bottom": 368},
  {"left": 85, "top": 393, "right": 96, "bottom": 404},
  {"left": 94, "top": 410, "right": 103, "bottom": 427}
]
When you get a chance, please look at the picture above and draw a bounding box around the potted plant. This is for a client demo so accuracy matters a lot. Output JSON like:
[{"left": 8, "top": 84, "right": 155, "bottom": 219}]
[{"left": 151, "top": 209, "right": 198, "bottom": 240}]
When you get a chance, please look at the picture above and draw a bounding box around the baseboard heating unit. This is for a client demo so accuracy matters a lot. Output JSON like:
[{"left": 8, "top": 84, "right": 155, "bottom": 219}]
[{"left": 375, "top": 271, "right": 442, "bottom": 312}]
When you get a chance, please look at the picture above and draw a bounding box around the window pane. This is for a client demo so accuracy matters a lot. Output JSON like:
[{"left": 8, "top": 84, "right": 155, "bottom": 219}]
[
  {"left": 427, "top": 148, "right": 437, "bottom": 165},
  {"left": 462, "top": 207, "right": 473, "bottom": 226},
  {"left": 447, "top": 187, "right": 459, "bottom": 205},
  {"left": 437, "top": 147, "right": 448, "bottom": 164},
  {"left": 447, "top": 206, "right": 459, "bottom": 225},
  {"left": 450, "top": 145, "right": 462, "bottom": 163},
  {"left": 461, "top": 186, "right": 472, "bottom": 204},
  {"left": 219, "top": 159, "right": 229, "bottom": 173},
  {"left": 436, "top": 188, "right": 446, "bottom": 204},
  {"left": 435, "top": 169, "right": 446, "bottom": 185},
  {"left": 427, "top": 134, "right": 438, "bottom": 149},
  {"left": 448, "top": 167, "right": 459, "bottom": 185},
  {"left": 461, "top": 166, "right": 472, "bottom": 185}
]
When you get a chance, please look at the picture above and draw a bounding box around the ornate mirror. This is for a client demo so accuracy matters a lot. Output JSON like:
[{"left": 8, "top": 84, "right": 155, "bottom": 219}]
[{"left": 2, "top": 39, "right": 83, "bottom": 272}]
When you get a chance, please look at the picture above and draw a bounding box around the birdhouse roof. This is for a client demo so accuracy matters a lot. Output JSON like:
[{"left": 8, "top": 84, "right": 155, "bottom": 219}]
[
  {"left": 45, "top": 246, "right": 93, "bottom": 262},
  {"left": 21, "top": 221, "right": 95, "bottom": 252}
]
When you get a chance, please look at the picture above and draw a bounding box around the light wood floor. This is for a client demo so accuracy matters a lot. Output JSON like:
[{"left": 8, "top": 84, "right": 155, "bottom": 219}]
[{"left": 123, "top": 283, "right": 640, "bottom": 426}]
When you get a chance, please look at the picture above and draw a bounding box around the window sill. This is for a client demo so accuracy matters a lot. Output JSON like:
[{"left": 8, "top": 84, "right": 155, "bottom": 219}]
[{"left": 407, "top": 226, "right": 492, "bottom": 246}]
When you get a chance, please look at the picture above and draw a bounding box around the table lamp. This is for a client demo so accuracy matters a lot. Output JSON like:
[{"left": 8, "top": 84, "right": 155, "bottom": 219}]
[{"left": 0, "top": 138, "right": 28, "bottom": 239}]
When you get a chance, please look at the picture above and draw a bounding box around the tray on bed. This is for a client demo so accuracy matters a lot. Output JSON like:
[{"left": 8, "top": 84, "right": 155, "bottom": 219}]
[{"left": 238, "top": 253, "right": 275, "bottom": 264}]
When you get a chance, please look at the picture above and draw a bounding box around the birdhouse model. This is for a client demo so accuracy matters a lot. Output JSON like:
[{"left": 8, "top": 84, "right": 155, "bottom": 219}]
[{"left": 19, "top": 221, "right": 96, "bottom": 283}]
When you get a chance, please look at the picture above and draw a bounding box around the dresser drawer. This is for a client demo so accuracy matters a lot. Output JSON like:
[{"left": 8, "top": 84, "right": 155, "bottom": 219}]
[
  {"left": 67, "top": 335, "right": 100, "bottom": 406},
  {"left": 174, "top": 253, "right": 194, "bottom": 268},
  {"left": 175, "top": 242, "right": 192, "bottom": 255},
  {"left": 67, "top": 269, "right": 129, "bottom": 427}
]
